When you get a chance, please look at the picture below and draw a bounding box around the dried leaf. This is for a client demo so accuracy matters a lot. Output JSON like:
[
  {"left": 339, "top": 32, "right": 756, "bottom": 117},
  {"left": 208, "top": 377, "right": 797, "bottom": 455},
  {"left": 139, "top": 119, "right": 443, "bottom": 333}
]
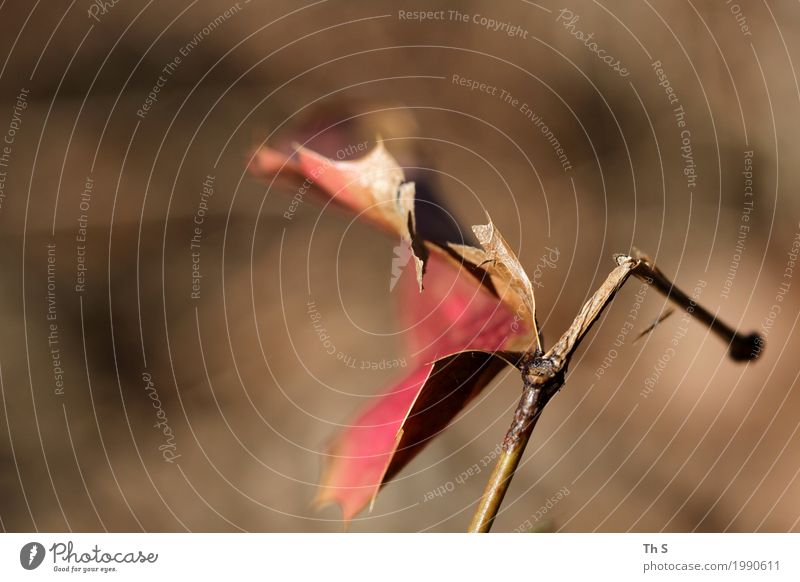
[
  {"left": 545, "top": 254, "right": 640, "bottom": 371},
  {"left": 450, "top": 220, "right": 540, "bottom": 351}
]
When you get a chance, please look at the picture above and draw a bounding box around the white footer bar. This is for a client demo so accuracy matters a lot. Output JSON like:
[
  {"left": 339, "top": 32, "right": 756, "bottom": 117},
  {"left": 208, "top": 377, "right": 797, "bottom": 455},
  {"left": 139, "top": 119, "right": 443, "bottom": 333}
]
[{"left": 0, "top": 533, "right": 797, "bottom": 581}]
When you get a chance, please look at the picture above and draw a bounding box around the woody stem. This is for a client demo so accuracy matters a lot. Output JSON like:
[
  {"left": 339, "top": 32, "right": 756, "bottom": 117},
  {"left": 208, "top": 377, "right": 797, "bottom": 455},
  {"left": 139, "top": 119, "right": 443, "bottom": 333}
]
[
  {"left": 466, "top": 253, "right": 762, "bottom": 533},
  {"left": 467, "top": 355, "right": 562, "bottom": 533}
]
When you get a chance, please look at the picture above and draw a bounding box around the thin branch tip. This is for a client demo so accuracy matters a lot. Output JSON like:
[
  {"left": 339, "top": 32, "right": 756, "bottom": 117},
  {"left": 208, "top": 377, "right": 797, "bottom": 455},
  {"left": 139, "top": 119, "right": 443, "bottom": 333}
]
[{"left": 468, "top": 248, "right": 763, "bottom": 532}]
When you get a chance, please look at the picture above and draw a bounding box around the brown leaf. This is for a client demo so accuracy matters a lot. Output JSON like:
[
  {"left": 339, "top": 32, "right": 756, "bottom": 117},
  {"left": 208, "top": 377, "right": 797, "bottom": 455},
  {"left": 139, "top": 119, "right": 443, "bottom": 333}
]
[{"left": 450, "top": 219, "right": 540, "bottom": 351}]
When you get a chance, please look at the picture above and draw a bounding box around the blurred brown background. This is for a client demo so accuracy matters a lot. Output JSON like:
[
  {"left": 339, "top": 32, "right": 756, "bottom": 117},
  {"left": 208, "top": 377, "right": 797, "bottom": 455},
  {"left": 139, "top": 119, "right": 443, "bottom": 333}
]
[{"left": 0, "top": 0, "right": 798, "bottom": 532}]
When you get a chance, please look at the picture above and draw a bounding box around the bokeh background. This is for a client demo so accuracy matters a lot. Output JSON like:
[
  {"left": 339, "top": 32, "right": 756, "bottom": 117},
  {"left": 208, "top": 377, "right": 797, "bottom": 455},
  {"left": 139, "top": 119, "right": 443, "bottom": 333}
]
[{"left": 0, "top": 0, "right": 798, "bottom": 532}]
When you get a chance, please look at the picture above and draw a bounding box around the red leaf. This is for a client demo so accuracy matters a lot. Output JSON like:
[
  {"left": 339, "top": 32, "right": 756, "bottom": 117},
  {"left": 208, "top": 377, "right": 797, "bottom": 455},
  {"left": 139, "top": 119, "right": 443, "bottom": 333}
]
[
  {"left": 249, "top": 142, "right": 532, "bottom": 521},
  {"left": 251, "top": 142, "right": 428, "bottom": 290},
  {"left": 315, "top": 247, "right": 526, "bottom": 521}
]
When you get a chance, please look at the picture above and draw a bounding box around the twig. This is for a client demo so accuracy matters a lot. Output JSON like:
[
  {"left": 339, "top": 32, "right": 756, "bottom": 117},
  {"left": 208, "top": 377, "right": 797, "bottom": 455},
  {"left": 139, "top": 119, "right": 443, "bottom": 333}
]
[
  {"left": 466, "top": 352, "right": 561, "bottom": 533},
  {"left": 633, "top": 308, "right": 675, "bottom": 344},
  {"left": 468, "top": 254, "right": 763, "bottom": 532},
  {"left": 630, "top": 252, "right": 762, "bottom": 361}
]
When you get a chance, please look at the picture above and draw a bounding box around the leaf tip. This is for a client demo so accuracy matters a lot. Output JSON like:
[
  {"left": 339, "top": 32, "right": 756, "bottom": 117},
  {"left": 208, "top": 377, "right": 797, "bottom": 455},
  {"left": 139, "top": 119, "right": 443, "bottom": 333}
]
[
  {"left": 312, "top": 487, "right": 361, "bottom": 525},
  {"left": 471, "top": 220, "right": 495, "bottom": 247}
]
